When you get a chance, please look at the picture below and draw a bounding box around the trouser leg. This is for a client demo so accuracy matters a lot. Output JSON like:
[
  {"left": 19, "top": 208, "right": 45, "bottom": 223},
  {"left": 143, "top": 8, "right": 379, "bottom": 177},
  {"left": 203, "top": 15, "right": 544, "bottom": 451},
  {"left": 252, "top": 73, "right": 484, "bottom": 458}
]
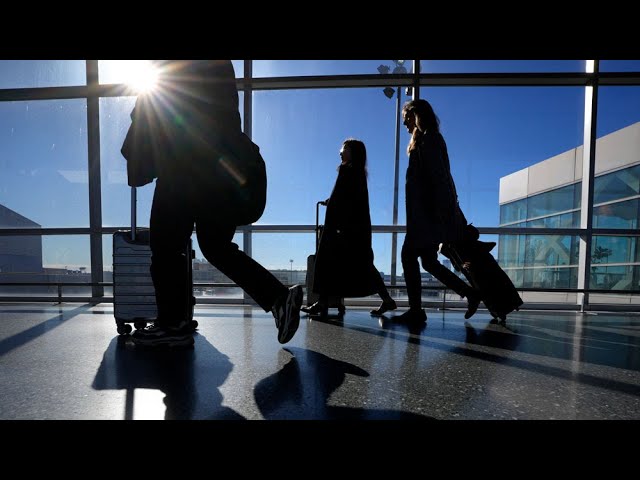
[
  {"left": 196, "top": 221, "right": 287, "bottom": 312},
  {"left": 401, "top": 241, "right": 423, "bottom": 310},
  {"left": 150, "top": 181, "right": 194, "bottom": 327},
  {"left": 419, "top": 242, "right": 471, "bottom": 297}
]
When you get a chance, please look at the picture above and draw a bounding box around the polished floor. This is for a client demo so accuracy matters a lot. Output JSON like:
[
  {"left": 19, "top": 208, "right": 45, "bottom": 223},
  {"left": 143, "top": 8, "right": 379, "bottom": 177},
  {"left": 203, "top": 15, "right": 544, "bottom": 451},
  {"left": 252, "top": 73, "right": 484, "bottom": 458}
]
[{"left": 1, "top": 302, "right": 639, "bottom": 420}]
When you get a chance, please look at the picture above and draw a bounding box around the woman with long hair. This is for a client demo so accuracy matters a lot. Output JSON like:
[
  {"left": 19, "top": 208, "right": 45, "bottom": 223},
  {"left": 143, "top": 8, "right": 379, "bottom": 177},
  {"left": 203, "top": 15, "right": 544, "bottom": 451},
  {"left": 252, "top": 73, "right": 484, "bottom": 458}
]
[
  {"left": 397, "top": 99, "right": 480, "bottom": 323},
  {"left": 302, "top": 138, "right": 396, "bottom": 318}
]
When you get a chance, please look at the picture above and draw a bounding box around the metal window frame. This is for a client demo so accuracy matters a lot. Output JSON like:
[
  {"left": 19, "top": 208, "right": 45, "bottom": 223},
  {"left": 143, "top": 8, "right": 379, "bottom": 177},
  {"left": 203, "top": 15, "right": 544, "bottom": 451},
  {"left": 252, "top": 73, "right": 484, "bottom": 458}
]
[{"left": 1, "top": 60, "right": 640, "bottom": 308}]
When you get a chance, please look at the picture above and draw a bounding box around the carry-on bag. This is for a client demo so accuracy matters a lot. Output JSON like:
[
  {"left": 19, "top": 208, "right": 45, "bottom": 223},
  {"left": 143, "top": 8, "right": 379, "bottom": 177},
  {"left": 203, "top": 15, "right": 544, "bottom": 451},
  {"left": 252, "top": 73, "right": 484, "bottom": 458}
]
[
  {"left": 112, "top": 187, "right": 197, "bottom": 335},
  {"left": 305, "top": 200, "right": 345, "bottom": 313},
  {"left": 440, "top": 224, "right": 523, "bottom": 322}
]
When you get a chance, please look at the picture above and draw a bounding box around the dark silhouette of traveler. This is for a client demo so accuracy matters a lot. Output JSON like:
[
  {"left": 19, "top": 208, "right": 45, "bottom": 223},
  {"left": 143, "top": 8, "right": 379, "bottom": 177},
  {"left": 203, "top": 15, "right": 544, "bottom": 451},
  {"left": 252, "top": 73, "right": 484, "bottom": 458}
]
[
  {"left": 300, "top": 139, "right": 396, "bottom": 318},
  {"left": 397, "top": 99, "right": 481, "bottom": 323},
  {"left": 128, "top": 60, "right": 303, "bottom": 347}
]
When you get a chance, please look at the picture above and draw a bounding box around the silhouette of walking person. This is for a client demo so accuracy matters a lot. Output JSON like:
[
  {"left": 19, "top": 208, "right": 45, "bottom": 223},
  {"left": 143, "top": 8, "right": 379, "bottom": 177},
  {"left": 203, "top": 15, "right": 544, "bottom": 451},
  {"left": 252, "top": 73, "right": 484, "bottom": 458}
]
[
  {"left": 127, "top": 60, "right": 303, "bottom": 347},
  {"left": 301, "top": 139, "right": 396, "bottom": 318},
  {"left": 397, "top": 99, "right": 480, "bottom": 323}
]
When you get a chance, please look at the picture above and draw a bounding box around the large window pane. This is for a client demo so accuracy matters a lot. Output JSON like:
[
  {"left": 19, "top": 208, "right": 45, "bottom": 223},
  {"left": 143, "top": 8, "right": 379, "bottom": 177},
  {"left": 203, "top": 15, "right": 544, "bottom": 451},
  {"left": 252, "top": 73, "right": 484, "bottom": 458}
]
[
  {"left": 252, "top": 88, "right": 397, "bottom": 225},
  {"left": 593, "top": 164, "right": 640, "bottom": 204},
  {"left": 592, "top": 235, "right": 639, "bottom": 265},
  {"left": 421, "top": 60, "right": 585, "bottom": 73},
  {"left": 528, "top": 184, "right": 581, "bottom": 218},
  {"left": 590, "top": 265, "right": 639, "bottom": 292},
  {"left": 600, "top": 60, "right": 640, "bottom": 72},
  {"left": 593, "top": 199, "right": 638, "bottom": 229},
  {"left": 407, "top": 87, "right": 585, "bottom": 229},
  {"left": 0, "top": 234, "right": 90, "bottom": 296},
  {"left": 0, "top": 100, "right": 89, "bottom": 228},
  {"left": 253, "top": 60, "right": 410, "bottom": 77},
  {"left": 251, "top": 232, "right": 315, "bottom": 287},
  {"left": 500, "top": 198, "right": 527, "bottom": 225},
  {"left": 597, "top": 87, "right": 640, "bottom": 138},
  {"left": 192, "top": 233, "right": 244, "bottom": 299},
  {"left": 499, "top": 234, "right": 580, "bottom": 289},
  {"left": 0, "top": 60, "right": 85, "bottom": 89}
]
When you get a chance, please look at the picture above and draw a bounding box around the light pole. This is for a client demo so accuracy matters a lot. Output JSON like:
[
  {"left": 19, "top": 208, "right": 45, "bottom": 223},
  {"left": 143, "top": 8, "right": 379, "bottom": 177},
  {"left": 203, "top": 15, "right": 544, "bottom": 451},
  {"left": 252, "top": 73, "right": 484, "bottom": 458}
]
[
  {"left": 289, "top": 259, "right": 293, "bottom": 285},
  {"left": 377, "top": 60, "right": 409, "bottom": 287}
]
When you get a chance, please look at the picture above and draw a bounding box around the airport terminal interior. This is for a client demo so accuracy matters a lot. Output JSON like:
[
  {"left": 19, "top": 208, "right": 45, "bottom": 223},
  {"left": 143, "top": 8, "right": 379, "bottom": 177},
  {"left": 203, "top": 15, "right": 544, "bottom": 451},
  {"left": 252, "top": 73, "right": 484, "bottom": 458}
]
[{"left": 1, "top": 60, "right": 639, "bottom": 420}]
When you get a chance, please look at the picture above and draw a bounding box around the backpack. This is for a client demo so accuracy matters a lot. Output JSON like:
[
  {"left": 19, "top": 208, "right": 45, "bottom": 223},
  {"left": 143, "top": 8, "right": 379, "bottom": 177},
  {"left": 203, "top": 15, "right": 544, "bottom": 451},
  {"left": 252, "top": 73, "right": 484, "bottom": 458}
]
[{"left": 215, "top": 132, "right": 267, "bottom": 226}]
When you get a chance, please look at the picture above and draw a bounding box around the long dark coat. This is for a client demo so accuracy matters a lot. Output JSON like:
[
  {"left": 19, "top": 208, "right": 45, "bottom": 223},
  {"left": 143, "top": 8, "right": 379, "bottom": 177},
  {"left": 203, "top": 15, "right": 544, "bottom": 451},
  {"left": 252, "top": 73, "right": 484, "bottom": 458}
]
[
  {"left": 405, "top": 130, "right": 466, "bottom": 248},
  {"left": 313, "top": 164, "right": 379, "bottom": 298}
]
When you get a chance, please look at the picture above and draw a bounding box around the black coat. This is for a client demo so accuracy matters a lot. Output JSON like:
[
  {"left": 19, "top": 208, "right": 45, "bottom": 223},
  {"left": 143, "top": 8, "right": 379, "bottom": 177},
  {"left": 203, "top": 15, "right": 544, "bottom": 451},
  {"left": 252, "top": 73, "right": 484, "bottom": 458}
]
[
  {"left": 124, "top": 61, "right": 251, "bottom": 224},
  {"left": 313, "top": 164, "right": 379, "bottom": 298},
  {"left": 405, "top": 131, "right": 465, "bottom": 248},
  {"left": 150, "top": 60, "right": 242, "bottom": 180}
]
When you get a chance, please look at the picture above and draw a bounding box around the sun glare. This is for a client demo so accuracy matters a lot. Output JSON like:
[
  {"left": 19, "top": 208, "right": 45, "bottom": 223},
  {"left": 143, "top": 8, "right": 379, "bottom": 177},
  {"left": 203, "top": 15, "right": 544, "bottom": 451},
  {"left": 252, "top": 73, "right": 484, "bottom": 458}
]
[
  {"left": 109, "top": 60, "right": 159, "bottom": 93},
  {"left": 129, "top": 60, "right": 159, "bottom": 93}
]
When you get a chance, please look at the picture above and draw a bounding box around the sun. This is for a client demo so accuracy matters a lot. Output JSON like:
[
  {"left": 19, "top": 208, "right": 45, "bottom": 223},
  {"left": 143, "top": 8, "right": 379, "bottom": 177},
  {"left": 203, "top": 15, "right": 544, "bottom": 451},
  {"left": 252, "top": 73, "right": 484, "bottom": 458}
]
[{"left": 106, "top": 60, "right": 159, "bottom": 93}]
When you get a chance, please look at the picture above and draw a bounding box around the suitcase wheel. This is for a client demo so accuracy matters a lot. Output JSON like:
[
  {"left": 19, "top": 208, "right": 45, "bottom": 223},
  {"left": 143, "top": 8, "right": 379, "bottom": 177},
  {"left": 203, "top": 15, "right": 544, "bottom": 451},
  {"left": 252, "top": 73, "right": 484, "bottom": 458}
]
[
  {"left": 338, "top": 305, "right": 346, "bottom": 315},
  {"left": 134, "top": 321, "right": 147, "bottom": 330},
  {"left": 117, "top": 323, "right": 133, "bottom": 335},
  {"left": 189, "top": 320, "right": 198, "bottom": 332}
]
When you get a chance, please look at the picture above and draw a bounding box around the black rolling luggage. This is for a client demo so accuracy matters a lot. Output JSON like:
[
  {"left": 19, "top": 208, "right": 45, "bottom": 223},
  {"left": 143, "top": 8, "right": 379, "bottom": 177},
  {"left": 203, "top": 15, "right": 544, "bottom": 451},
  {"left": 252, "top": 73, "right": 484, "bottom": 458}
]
[
  {"left": 112, "top": 187, "right": 197, "bottom": 335},
  {"left": 440, "top": 224, "right": 523, "bottom": 322},
  {"left": 305, "top": 201, "right": 345, "bottom": 314}
]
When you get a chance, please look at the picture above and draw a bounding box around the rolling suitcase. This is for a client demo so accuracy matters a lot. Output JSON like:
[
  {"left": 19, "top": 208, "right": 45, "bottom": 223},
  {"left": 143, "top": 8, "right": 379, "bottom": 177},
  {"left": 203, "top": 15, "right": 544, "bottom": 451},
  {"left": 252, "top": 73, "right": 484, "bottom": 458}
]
[
  {"left": 440, "top": 224, "right": 523, "bottom": 323},
  {"left": 112, "top": 187, "right": 197, "bottom": 335},
  {"left": 305, "top": 201, "right": 345, "bottom": 313}
]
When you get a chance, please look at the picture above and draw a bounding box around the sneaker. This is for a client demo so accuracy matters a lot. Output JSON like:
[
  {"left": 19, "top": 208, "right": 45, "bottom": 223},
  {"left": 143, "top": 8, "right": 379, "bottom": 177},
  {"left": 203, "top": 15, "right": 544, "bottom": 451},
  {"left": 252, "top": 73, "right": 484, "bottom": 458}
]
[
  {"left": 464, "top": 290, "right": 482, "bottom": 320},
  {"left": 131, "top": 322, "right": 194, "bottom": 348},
  {"left": 272, "top": 284, "right": 303, "bottom": 344},
  {"left": 132, "top": 321, "right": 164, "bottom": 339}
]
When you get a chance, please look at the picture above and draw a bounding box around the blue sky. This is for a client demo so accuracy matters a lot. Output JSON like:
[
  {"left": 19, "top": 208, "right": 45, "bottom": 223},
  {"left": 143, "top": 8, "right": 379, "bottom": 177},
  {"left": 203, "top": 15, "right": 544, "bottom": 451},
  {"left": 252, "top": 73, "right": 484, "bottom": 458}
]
[{"left": 0, "top": 60, "right": 639, "bottom": 273}]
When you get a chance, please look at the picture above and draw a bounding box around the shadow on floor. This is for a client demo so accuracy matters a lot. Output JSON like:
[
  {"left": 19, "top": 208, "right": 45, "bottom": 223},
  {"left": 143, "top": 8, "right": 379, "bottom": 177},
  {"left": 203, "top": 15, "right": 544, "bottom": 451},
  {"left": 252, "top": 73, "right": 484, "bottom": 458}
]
[
  {"left": 254, "top": 347, "right": 434, "bottom": 420},
  {"left": 463, "top": 319, "right": 520, "bottom": 351},
  {"left": 92, "top": 334, "right": 245, "bottom": 420},
  {"left": 0, "top": 304, "right": 93, "bottom": 357}
]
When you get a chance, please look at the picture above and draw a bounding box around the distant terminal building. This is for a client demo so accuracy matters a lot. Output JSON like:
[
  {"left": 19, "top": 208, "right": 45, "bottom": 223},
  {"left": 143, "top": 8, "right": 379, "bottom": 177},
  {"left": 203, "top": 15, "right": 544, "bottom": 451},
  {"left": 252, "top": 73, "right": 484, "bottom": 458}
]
[
  {"left": 498, "top": 122, "right": 640, "bottom": 293},
  {"left": 0, "top": 204, "right": 42, "bottom": 273}
]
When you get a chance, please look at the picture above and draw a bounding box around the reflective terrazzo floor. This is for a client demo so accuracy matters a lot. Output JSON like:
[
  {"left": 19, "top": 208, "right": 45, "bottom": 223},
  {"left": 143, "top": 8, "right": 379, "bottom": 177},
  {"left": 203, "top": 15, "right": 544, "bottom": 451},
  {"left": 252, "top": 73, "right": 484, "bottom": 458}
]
[{"left": 1, "top": 303, "right": 639, "bottom": 420}]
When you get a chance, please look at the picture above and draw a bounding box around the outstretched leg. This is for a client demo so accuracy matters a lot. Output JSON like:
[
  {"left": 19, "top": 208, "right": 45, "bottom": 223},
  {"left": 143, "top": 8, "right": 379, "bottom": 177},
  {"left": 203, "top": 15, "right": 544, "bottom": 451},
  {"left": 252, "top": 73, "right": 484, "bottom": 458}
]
[{"left": 420, "top": 242, "right": 480, "bottom": 319}]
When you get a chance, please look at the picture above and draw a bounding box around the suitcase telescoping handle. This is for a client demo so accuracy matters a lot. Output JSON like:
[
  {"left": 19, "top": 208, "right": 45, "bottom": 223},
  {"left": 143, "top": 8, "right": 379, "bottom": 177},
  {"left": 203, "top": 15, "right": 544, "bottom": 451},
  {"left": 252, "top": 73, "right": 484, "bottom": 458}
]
[
  {"left": 316, "top": 200, "right": 328, "bottom": 253},
  {"left": 131, "top": 186, "right": 137, "bottom": 241}
]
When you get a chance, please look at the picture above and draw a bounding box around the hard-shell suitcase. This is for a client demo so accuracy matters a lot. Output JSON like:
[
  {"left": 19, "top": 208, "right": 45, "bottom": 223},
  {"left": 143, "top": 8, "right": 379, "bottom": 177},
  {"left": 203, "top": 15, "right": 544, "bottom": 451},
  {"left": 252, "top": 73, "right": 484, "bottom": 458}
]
[
  {"left": 440, "top": 224, "right": 523, "bottom": 323},
  {"left": 112, "top": 187, "right": 197, "bottom": 335},
  {"left": 305, "top": 201, "right": 345, "bottom": 313}
]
